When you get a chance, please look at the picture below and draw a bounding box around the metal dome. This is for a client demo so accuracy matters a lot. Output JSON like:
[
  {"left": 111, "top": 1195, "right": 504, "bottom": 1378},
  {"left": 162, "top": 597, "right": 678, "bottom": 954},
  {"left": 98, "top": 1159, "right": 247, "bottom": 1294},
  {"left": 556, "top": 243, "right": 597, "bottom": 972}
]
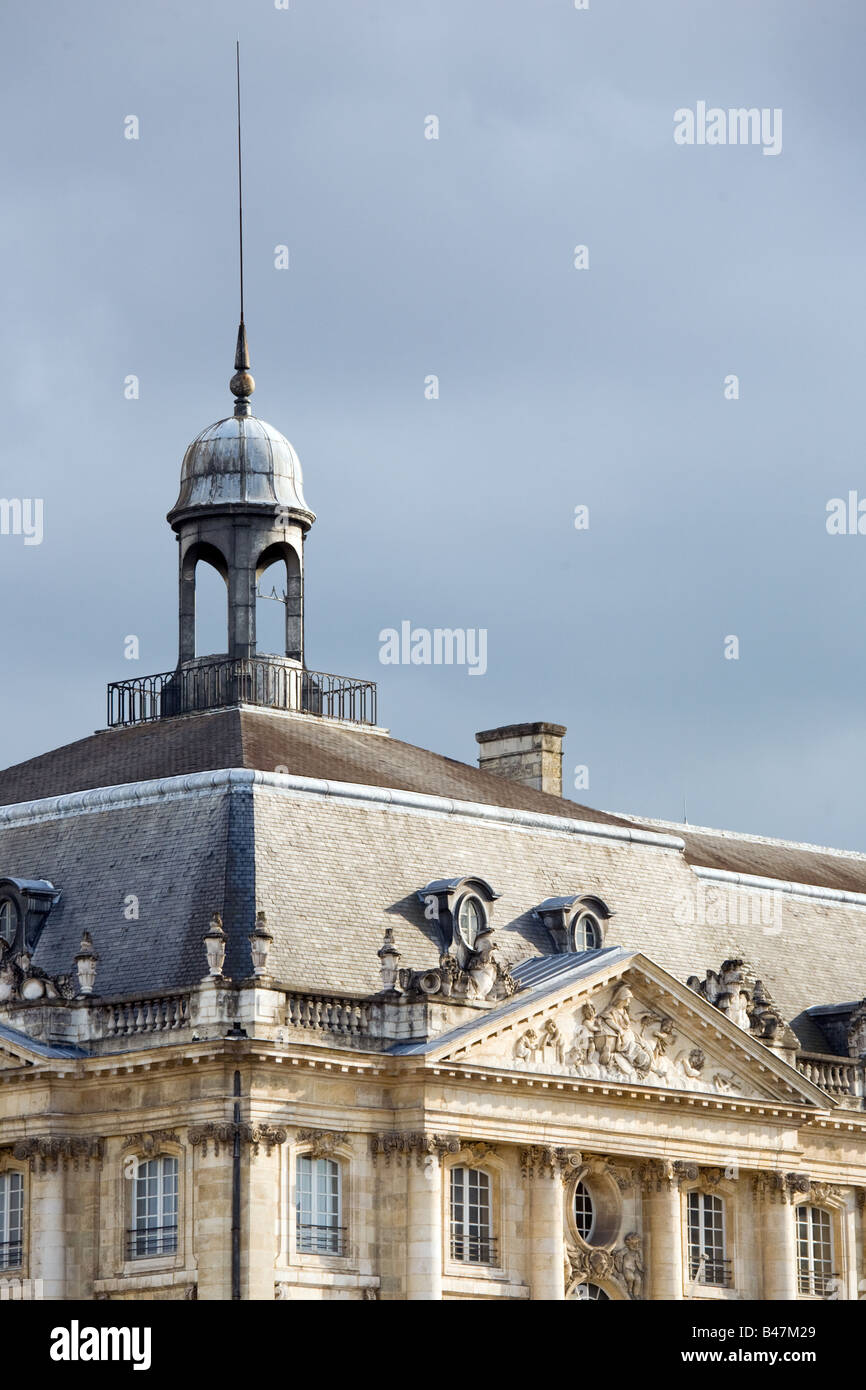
[{"left": 169, "top": 414, "right": 315, "bottom": 525}]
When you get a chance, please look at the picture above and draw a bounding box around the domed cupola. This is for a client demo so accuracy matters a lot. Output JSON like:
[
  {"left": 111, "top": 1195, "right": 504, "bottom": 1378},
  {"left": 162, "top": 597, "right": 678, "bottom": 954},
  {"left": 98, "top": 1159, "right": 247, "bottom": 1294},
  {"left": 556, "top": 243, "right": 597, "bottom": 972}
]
[
  {"left": 169, "top": 414, "right": 314, "bottom": 526},
  {"left": 167, "top": 322, "right": 312, "bottom": 667}
]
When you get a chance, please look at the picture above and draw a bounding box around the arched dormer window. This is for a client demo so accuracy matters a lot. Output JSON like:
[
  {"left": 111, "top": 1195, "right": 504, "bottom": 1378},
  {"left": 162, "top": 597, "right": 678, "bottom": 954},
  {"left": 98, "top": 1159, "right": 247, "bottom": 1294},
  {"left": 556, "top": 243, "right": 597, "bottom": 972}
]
[
  {"left": 0, "top": 879, "right": 59, "bottom": 955},
  {"left": 417, "top": 877, "right": 499, "bottom": 968},
  {"left": 533, "top": 894, "right": 612, "bottom": 955},
  {"left": 0, "top": 898, "right": 19, "bottom": 949}
]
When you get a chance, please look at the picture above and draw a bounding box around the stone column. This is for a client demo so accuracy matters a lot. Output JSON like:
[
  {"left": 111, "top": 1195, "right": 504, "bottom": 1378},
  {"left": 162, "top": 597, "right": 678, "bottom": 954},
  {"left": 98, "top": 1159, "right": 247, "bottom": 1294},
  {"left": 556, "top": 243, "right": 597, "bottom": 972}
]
[
  {"left": 757, "top": 1174, "right": 799, "bottom": 1301},
  {"left": 242, "top": 1129, "right": 286, "bottom": 1301},
  {"left": 522, "top": 1149, "right": 566, "bottom": 1300},
  {"left": 406, "top": 1144, "right": 443, "bottom": 1300},
  {"left": 190, "top": 1130, "right": 234, "bottom": 1301},
  {"left": 644, "top": 1163, "right": 684, "bottom": 1300},
  {"left": 28, "top": 1160, "right": 66, "bottom": 1300}
]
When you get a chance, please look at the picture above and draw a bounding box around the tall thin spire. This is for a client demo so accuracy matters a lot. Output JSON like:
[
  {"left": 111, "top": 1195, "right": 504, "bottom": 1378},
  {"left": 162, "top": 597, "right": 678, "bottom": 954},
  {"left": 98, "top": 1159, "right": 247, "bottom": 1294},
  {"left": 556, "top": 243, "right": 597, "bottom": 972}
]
[{"left": 230, "top": 40, "right": 255, "bottom": 417}]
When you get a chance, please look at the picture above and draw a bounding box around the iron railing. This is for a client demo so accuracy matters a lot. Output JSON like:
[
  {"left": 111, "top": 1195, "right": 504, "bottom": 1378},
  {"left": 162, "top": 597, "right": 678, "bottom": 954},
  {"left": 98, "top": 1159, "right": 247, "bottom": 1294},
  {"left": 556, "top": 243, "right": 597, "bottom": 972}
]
[
  {"left": 296, "top": 1223, "right": 346, "bottom": 1256},
  {"left": 797, "top": 1268, "right": 841, "bottom": 1298},
  {"left": 0, "top": 1241, "right": 22, "bottom": 1270},
  {"left": 126, "top": 1225, "right": 178, "bottom": 1259},
  {"left": 450, "top": 1233, "right": 498, "bottom": 1266},
  {"left": 107, "top": 658, "right": 377, "bottom": 728},
  {"left": 689, "top": 1255, "right": 733, "bottom": 1288}
]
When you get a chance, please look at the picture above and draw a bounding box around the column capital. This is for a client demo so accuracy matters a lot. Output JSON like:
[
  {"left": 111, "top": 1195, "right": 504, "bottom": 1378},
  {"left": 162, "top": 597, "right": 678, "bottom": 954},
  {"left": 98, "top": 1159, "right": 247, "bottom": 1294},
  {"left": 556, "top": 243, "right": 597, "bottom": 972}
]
[
  {"left": 520, "top": 1145, "right": 582, "bottom": 1181},
  {"left": 752, "top": 1169, "right": 811, "bottom": 1204},
  {"left": 369, "top": 1131, "right": 460, "bottom": 1168},
  {"left": 11, "top": 1136, "right": 103, "bottom": 1173}
]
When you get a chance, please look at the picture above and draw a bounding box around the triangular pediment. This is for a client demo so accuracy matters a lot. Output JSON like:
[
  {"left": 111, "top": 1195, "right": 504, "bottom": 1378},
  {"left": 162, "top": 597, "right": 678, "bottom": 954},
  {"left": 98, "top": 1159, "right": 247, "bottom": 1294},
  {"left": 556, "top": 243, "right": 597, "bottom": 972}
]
[
  {"left": 414, "top": 950, "right": 827, "bottom": 1108},
  {"left": 0, "top": 1022, "right": 82, "bottom": 1070}
]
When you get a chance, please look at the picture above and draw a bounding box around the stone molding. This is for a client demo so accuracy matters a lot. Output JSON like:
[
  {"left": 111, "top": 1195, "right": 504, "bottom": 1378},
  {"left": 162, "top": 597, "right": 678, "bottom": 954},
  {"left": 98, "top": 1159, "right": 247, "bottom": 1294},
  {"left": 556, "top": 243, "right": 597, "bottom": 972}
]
[
  {"left": 520, "top": 1145, "right": 583, "bottom": 1181},
  {"left": 188, "top": 1122, "right": 287, "bottom": 1157},
  {"left": 295, "top": 1128, "right": 350, "bottom": 1159},
  {"left": 11, "top": 1135, "right": 103, "bottom": 1172},
  {"left": 122, "top": 1130, "right": 180, "bottom": 1153},
  {"left": 565, "top": 1232, "right": 644, "bottom": 1300},
  {"left": 369, "top": 1132, "right": 460, "bottom": 1167}
]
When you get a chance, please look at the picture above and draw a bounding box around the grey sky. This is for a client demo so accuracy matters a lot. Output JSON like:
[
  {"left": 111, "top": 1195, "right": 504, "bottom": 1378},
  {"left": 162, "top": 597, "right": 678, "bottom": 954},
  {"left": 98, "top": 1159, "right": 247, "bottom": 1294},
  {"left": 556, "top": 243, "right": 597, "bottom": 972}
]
[{"left": 1, "top": 0, "right": 864, "bottom": 849}]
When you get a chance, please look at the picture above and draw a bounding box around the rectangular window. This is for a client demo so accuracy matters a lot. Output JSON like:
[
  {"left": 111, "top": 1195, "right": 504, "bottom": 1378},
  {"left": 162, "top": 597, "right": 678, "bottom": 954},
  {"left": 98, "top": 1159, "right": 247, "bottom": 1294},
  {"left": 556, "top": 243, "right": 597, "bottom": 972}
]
[
  {"left": 450, "top": 1166, "right": 495, "bottom": 1265},
  {"left": 687, "top": 1191, "right": 730, "bottom": 1286},
  {"left": 296, "top": 1155, "right": 343, "bottom": 1255},
  {"left": 129, "top": 1156, "right": 178, "bottom": 1258},
  {"left": 796, "top": 1206, "right": 835, "bottom": 1296},
  {"left": 0, "top": 1172, "right": 23, "bottom": 1270}
]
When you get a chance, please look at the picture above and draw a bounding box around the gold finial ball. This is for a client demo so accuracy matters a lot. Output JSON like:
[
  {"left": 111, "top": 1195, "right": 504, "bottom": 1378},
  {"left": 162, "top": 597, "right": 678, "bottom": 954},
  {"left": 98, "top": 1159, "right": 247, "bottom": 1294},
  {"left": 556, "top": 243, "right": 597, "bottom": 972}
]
[{"left": 230, "top": 369, "right": 255, "bottom": 398}]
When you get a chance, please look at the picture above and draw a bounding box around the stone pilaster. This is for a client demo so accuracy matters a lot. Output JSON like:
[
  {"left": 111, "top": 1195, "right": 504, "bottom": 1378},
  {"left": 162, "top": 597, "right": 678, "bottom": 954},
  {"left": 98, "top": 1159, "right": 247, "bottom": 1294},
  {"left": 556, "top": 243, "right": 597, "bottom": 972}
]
[
  {"left": 643, "top": 1161, "right": 684, "bottom": 1300},
  {"left": 520, "top": 1147, "right": 568, "bottom": 1300},
  {"left": 755, "top": 1172, "right": 805, "bottom": 1301}
]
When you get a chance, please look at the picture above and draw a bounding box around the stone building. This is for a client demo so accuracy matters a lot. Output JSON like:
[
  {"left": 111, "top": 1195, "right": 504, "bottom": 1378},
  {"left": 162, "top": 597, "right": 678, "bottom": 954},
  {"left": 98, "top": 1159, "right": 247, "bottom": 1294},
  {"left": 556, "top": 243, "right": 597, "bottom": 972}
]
[{"left": 0, "top": 328, "right": 865, "bottom": 1302}]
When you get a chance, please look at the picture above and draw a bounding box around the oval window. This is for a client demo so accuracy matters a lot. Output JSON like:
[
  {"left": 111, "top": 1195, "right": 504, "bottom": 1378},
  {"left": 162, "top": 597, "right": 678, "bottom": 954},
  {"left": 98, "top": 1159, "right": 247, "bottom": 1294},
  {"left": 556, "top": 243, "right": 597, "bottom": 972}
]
[
  {"left": 457, "top": 896, "right": 484, "bottom": 949},
  {"left": 573, "top": 1180, "right": 595, "bottom": 1241},
  {"left": 0, "top": 898, "right": 18, "bottom": 947}
]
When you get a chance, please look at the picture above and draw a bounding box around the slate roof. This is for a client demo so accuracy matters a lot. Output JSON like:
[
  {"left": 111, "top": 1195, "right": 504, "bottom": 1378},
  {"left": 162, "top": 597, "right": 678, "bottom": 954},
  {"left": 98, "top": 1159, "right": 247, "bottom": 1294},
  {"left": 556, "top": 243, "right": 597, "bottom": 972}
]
[
  {"left": 0, "top": 708, "right": 631, "bottom": 829},
  {"left": 1, "top": 706, "right": 865, "bottom": 895}
]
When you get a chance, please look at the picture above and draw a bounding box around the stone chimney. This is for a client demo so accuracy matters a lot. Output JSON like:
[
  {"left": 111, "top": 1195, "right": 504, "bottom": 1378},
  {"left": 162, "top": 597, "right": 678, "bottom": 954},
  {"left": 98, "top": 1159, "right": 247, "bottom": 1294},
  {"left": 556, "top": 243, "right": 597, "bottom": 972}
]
[{"left": 475, "top": 722, "right": 566, "bottom": 797}]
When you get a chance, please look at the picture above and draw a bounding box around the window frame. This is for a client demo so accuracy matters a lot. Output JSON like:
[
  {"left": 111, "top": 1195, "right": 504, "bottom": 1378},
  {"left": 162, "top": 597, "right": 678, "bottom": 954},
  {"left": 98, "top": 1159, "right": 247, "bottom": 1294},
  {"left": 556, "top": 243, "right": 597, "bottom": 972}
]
[
  {"left": 795, "top": 1204, "right": 836, "bottom": 1298},
  {"left": 686, "top": 1189, "right": 729, "bottom": 1288},
  {"left": 295, "top": 1153, "right": 345, "bottom": 1257},
  {"left": 128, "top": 1154, "right": 180, "bottom": 1262},
  {"left": 571, "top": 910, "right": 602, "bottom": 951},
  {"left": 449, "top": 1165, "right": 496, "bottom": 1267},
  {"left": 0, "top": 1167, "right": 24, "bottom": 1272}
]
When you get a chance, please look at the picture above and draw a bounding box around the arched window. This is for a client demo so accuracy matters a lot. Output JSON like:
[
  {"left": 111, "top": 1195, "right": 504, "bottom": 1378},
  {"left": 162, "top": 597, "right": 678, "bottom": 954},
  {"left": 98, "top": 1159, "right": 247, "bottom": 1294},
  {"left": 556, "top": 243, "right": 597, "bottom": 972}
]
[
  {"left": 129, "top": 1156, "right": 178, "bottom": 1259},
  {"left": 450, "top": 1167, "right": 494, "bottom": 1265},
  {"left": 296, "top": 1154, "right": 343, "bottom": 1254},
  {"left": 687, "top": 1191, "right": 729, "bottom": 1286},
  {"left": 573, "top": 1181, "right": 595, "bottom": 1241},
  {"left": 0, "top": 1171, "right": 23, "bottom": 1270},
  {"left": 0, "top": 898, "right": 18, "bottom": 948},
  {"left": 796, "top": 1206, "right": 835, "bottom": 1296},
  {"left": 572, "top": 911, "right": 602, "bottom": 950},
  {"left": 574, "top": 1282, "right": 610, "bottom": 1301}
]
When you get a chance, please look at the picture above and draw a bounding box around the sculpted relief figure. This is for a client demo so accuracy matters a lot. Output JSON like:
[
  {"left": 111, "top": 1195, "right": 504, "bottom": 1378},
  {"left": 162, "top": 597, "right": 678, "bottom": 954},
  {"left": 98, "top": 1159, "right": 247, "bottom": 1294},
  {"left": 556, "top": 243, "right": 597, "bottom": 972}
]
[
  {"left": 511, "top": 987, "right": 746, "bottom": 1097},
  {"left": 614, "top": 1232, "right": 644, "bottom": 1300}
]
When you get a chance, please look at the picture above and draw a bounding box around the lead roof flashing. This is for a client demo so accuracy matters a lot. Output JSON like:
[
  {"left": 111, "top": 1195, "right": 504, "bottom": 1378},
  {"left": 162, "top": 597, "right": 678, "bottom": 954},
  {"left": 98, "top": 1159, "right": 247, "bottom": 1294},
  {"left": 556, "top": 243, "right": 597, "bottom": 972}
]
[{"left": 0, "top": 767, "right": 686, "bottom": 850}]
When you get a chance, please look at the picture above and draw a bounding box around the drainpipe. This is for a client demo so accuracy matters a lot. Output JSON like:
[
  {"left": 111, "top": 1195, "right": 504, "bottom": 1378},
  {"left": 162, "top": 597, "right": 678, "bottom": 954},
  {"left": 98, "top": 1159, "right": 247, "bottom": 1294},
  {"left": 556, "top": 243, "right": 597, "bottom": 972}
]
[{"left": 232, "top": 1069, "right": 241, "bottom": 1300}]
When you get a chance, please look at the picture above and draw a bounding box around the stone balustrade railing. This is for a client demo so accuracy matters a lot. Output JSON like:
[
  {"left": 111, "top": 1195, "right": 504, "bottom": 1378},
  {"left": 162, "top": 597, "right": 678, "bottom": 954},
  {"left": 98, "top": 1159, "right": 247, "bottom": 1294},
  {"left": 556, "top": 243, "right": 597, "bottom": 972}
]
[
  {"left": 797, "top": 1052, "right": 864, "bottom": 1102},
  {"left": 285, "top": 992, "right": 371, "bottom": 1037},
  {"left": 97, "top": 993, "right": 192, "bottom": 1038}
]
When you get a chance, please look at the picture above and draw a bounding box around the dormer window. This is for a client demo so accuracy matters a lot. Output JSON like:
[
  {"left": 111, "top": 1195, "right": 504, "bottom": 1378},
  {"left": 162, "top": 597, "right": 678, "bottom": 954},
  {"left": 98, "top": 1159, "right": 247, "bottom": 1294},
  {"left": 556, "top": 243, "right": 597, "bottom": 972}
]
[
  {"left": 533, "top": 894, "right": 612, "bottom": 954},
  {"left": 417, "top": 877, "right": 499, "bottom": 970},
  {"left": 573, "top": 911, "right": 602, "bottom": 951},
  {"left": 0, "top": 899, "right": 18, "bottom": 948},
  {"left": 457, "top": 895, "right": 485, "bottom": 949},
  {"left": 0, "top": 879, "right": 60, "bottom": 955}
]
